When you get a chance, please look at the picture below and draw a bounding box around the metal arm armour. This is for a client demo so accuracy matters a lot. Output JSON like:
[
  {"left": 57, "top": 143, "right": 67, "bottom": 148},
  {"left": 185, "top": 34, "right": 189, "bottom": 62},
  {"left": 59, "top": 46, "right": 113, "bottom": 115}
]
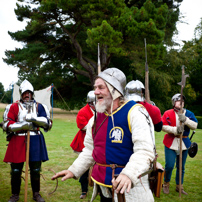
[
  {"left": 26, "top": 115, "right": 52, "bottom": 131},
  {"left": 8, "top": 121, "right": 36, "bottom": 132}
]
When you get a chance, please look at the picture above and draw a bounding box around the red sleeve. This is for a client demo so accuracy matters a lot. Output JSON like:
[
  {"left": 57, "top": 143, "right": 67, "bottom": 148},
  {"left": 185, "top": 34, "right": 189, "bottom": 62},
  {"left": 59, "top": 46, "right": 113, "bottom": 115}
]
[
  {"left": 140, "top": 102, "right": 162, "bottom": 125},
  {"left": 7, "top": 103, "right": 19, "bottom": 128},
  {"left": 150, "top": 105, "right": 162, "bottom": 125},
  {"left": 76, "top": 104, "right": 93, "bottom": 130}
]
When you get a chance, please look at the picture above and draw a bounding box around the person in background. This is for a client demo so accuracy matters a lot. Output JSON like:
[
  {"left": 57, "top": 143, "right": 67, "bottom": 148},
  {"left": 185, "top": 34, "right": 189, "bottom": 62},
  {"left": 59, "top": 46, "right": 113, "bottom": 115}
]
[
  {"left": 125, "top": 80, "right": 162, "bottom": 132},
  {"left": 161, "top": 93, "right": 198, "bottom": 195},
  {"left": 2, "top": 79, "right": 52, "bottom": 202},
  {"left": 70, "top": 90, "right": 95, "bottom": 199},
  {"left": 52, "top": 67, "right": 155, "bottom": 202}
]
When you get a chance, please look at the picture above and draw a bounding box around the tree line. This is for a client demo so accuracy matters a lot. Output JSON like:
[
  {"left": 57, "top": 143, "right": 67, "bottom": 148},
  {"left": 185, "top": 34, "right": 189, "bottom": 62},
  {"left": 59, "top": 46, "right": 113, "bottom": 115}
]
[{"left": 1, "top": 0, "right": 201, "bottom": 115}]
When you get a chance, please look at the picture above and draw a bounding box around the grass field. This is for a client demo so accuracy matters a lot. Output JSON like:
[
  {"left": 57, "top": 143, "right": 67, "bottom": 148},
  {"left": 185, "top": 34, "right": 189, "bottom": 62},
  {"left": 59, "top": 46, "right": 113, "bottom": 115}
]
[{"left": 0, "top": 106, "right": 202, "bottom": 202}]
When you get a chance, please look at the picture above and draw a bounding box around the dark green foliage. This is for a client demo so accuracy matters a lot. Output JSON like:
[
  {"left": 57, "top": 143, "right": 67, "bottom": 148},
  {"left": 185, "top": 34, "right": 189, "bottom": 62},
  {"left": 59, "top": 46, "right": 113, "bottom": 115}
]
[
  {"left": 172, "top": 18, "right": 202, "bottom": 114},
  {"left": 2, "top": 0, "right": 184, "bottom": 109},
  {"left": 0, "top": 83, "right": 5, "bottom": 101},
  {"left": 196, "top": 116, "right": 202, "bottom": 129},
  {"left": 0, "top": 83, "right": 12, "bottom": 104}
]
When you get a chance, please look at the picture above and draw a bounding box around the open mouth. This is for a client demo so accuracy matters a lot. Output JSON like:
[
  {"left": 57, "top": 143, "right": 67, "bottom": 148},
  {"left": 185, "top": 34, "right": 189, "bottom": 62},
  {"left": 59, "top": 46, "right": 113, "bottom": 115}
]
[{"left": 97, "top": 96, "right": 103, "bottom": 102}]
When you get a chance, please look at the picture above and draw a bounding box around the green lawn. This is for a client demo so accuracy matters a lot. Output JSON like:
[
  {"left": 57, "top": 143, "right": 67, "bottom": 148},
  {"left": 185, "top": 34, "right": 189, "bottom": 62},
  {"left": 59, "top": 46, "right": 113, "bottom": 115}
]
[{"left": 0, "top": 112, "right": 202, "bottom": 202}]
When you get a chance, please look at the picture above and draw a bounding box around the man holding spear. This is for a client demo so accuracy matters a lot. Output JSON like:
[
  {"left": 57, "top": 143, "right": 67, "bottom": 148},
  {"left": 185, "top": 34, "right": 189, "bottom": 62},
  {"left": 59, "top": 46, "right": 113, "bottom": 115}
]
[
  {"left": 161, "top": 67, "right": 198, "bottom": 195},
  {"left": 2, "top": 79, "right": 52, "bottom": 202}
]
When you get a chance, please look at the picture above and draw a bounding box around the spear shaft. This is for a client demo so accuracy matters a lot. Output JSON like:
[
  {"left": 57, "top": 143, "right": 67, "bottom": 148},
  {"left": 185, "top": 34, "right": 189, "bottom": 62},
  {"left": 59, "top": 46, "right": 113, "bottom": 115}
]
[
  {"left": 179, "top": 65, "right": 185, "bottom": 197},
  {"left": 24, "top": 94, "right": 31, "bottom": 202},
  {"left": 144, "top": 38, "right": 150, "bottom": 103},
  {"left": 24, "top": 131, "right": 30, "bottom": 202},
  {"left": 98, "top": 43, "right": 101, "bottom": 74}
]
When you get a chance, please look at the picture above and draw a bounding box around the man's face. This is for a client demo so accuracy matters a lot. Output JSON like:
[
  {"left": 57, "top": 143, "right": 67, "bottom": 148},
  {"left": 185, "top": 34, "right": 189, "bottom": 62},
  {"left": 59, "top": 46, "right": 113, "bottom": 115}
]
[
  {"left": 94, "top": 78, "right": 112, "bottom": 113},
  {"left": 22, "top": 90, "right": 33, "bottom": 101},
  {"left": 175, "top": 100, "right": 184, "bottom": 109}
]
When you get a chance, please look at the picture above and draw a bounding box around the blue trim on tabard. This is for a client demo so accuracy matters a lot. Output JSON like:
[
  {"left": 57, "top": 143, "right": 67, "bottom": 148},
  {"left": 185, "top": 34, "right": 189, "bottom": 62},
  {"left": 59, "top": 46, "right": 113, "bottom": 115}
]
[{"left": 11, "top": 84, "right": 14, "bottom": 104}]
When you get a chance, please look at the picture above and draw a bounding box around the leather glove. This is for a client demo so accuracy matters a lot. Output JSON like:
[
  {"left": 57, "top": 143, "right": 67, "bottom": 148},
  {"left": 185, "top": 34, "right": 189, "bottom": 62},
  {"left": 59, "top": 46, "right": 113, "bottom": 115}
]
[
  {"left": 178, "top": 113, "right": 186, "bottom": 123},
  {"left": 177, "top": 124, "right": 184, "bottom": 135}
]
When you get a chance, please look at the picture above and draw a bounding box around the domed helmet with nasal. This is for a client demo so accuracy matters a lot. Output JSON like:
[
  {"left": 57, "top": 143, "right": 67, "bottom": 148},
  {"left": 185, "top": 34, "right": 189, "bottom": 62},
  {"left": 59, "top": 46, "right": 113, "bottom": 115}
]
[
  {"left": 125, "top": 80, "right": 145, "bottom": 102},
  {"left": 171, "top": 93, "right": 185, "bottom": 107},
  {"left": 98, "top": 67, "right": 126, "bottom": 96},
  {"left": 19, "top": 79, "right": 34, "bottom": 101}
]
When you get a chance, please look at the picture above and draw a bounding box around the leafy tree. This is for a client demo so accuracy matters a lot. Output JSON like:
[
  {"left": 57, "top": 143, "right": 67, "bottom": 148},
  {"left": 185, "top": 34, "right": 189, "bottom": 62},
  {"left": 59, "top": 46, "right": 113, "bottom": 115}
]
[
  {"left": 0, "top": 83, "right": 13, "bottom": 104},
  {"left": 0, "top": 83, "right": 5, "bottom": 101},
  {"left": 177, "top": 20, "right": 202, "bottom": 115},
  {"left": 3, "top": 0, "right": 183, "bottom": 108}
]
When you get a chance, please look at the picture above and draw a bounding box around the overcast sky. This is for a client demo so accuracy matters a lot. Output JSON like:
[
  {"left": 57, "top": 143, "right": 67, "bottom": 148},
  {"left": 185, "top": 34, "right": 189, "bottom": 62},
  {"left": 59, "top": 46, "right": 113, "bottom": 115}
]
[{"left": 0, "top": 0, "right": 202, "bottom": 91}]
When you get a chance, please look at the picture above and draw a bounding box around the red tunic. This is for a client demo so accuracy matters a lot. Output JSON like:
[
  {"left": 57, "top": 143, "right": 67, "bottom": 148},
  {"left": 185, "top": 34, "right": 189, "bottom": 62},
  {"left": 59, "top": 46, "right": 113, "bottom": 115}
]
[{"left": 70, "top": 104, "right": 94, "bottom": 152}]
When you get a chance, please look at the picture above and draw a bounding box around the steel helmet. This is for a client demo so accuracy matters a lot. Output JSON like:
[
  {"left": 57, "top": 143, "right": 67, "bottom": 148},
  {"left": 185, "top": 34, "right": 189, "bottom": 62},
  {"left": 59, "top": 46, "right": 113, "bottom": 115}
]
[
  {"left": 125, "top": 80, "right": 145, "bottom": 102},
  {"left": 19, "top": 79, "right": 34, "bottom": 95},
  {"left": 87, "top": 90, "right": 95, "bottom": 103},
  {"left": 98, "top": 68, "right": 126, "bottom": 96},
  {"left": 171, "top": 93, "right": 185, "bottom": 106}
]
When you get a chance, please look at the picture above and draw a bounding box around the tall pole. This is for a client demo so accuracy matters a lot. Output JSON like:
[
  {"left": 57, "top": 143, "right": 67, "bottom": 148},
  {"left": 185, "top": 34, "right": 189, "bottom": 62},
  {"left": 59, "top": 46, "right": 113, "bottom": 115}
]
[
  {"left": 51, "top": 83, "right": 54, "bottom": 119},
  {"left": 24, "top": 94, "right": 31, "bottom": 202},
  {"left": 24, "top": 130, "right": 30, "bottom": 202},
  {"left": 11, "top": 84, "right": 14, "bottom": 104},
  {"left": 98, "top": 43, "right": 101, "bottom": 74},
  {"left": 179, "top": 66, "right": 185, "bottom": 198},
  {"left": 144, "top": 38, "right": 150, "bottom": 103},
  {"left": 178, "top": 65, "right": 189, "bottom": 197}
]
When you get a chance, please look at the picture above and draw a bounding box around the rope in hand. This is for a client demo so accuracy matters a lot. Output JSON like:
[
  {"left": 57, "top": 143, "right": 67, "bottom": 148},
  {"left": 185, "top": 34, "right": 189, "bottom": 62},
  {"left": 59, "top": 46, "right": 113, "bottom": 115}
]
[{"left": 48, "top": 168, "right": 58, "bottom": 195}]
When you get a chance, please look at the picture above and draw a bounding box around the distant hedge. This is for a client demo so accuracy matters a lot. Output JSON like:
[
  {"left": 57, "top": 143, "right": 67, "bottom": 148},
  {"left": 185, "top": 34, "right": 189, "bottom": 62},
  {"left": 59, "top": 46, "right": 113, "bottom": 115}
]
[{"left": 196, "top": 116, "right": 202, "bottom": 129}]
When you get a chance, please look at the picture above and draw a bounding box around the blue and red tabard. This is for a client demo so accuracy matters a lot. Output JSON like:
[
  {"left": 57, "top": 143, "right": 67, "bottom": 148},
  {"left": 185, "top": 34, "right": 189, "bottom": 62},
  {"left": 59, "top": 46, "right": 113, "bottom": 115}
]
[
  {"left": 162, "top": 108, "right": 198, "bottom": 149},
  {"left": 91, "top": 100, "right": 138, "bottom": 187}
]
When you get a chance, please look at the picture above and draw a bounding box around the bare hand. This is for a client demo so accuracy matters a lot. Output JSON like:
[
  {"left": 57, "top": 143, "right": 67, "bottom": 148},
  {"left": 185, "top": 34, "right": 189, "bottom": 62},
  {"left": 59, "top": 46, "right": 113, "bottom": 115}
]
[
  {"left": 51, "top": 170, "right": 74, "bottom": 181},
  {"left": 112, "top": 174, "right": 131, "bottom": 194}
]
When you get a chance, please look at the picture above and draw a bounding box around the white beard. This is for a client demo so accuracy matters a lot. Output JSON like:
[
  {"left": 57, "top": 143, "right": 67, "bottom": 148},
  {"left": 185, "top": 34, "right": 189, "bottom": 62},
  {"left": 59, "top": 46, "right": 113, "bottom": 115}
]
[
  {"left": 95, "top": 102, "right": 107, "bottom": 113},
  {"left": 96, "top": 95, "right": 112, "bottom": 113}
]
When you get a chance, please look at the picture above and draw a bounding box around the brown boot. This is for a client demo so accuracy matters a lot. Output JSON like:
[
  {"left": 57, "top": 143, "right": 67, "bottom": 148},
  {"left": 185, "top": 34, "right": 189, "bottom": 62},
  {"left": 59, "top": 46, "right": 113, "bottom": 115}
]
[
  {"left": 8, "top": 194, "right": 19, "bottom": 202},
  {"left": 33, "top": 192, "right": 45, "bottom": 202},
  {"left": 176, "top": 185, "right": 188, "bottom": 195},
  {"left": 163, "top": 181, "right": 170, "bottom": 194}
]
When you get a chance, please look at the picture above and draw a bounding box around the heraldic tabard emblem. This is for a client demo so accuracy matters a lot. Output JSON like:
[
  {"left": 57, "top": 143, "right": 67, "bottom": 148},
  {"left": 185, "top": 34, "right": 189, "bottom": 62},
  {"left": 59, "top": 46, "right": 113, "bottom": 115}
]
[{"left": 109, "top": 127, "right": 124, "bottom": 143}]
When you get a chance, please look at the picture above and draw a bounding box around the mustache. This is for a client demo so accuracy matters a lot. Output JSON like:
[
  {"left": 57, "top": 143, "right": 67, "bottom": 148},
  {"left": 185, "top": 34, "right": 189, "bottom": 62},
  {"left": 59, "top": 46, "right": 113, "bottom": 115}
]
[{"left": 24, "top": 96, "right": 32, "bottom": 100}]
